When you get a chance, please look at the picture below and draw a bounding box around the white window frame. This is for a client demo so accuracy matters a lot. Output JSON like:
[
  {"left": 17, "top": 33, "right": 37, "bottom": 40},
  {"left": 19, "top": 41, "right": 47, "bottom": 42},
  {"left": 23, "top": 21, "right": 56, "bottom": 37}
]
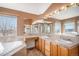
[
  {"left": 64, "top": 20, "right": 75, "bottom": 33},
  {"left": 0, "top": 15, "right": 17, "bottom": 36}
]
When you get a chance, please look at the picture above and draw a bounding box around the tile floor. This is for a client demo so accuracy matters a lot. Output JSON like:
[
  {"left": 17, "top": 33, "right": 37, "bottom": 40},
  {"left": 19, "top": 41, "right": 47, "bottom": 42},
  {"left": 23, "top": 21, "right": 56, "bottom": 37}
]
[{"left": 27, "top": 48, "right": 44, "bottom": 56}]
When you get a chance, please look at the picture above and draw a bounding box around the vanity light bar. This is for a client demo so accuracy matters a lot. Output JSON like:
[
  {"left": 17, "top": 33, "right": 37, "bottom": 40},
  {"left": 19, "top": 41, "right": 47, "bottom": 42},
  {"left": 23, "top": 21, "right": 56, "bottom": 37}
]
[
  {"left": 42, "top": 3, "right": 79, "bottom": 19},
  {"left": 46, "top": 3, "right": 79, "bottom": 18}
]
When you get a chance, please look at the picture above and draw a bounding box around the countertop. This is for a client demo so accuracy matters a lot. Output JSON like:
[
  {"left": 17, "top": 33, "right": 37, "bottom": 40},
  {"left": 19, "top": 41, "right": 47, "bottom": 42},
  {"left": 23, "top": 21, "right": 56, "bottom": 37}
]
[
  {"left": 24, "top": 34, "right": 79, "bottom": 49},
  {"left": 39, "top": 35, "right": 79, "bottom": 49}
]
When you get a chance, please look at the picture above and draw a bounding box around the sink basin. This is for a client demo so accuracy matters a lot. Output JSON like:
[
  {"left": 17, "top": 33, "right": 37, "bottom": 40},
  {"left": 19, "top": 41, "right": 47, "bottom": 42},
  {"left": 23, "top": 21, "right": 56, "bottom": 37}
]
[
  {"left": 41, "top": 36, "right": 49, "bottom": 39},
  {"left": 57, "top": 39, "right": 73, "bottom": 44}
]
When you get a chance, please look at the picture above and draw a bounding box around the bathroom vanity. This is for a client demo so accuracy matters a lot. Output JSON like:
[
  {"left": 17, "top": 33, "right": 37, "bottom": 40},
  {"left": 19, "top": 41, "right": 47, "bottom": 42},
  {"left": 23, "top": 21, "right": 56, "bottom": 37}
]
[{"left": 35, "top": 35, "right": 79, "bottom": 56}]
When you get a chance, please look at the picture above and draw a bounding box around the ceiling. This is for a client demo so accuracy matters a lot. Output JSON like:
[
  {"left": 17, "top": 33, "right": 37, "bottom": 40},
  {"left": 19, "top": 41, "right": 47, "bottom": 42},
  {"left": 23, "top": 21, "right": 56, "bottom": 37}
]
[
  {"left": 0, "top": 3, "right": 79, "bottom": 20},
  {"left": 51, "top": 6, "right": 79, "bottom": 20},
  {"left": 0, "top": 3, "right": 51, "bottom": 15}
]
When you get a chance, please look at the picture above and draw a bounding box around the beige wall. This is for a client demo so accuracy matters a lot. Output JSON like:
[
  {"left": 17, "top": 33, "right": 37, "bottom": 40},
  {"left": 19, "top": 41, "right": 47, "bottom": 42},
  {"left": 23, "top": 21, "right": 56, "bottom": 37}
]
[{"left": 24, "top": 19, "right": 32, "bottom": 25}]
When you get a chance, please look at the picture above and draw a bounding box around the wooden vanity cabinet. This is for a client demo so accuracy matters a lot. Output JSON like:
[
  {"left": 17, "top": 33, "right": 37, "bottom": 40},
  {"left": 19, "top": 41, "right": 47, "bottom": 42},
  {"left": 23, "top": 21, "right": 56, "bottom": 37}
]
[
  {"left": 45, "top": 40, "right": 51, "bottom": 56},
  {"left": 58, "top": 45, "right": 79, "bottom": 56},
  {"left": 36, "top": 37, "right": 79, "bottom": 56},
  {"left": 51, "top": 43, "right": 58, "bottom": 56}
]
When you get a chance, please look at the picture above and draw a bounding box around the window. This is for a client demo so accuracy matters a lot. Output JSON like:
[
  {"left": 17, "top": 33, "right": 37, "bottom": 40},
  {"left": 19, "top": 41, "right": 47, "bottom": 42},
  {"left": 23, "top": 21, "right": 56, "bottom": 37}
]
[
  {"left": 0, "top": 15, "right": 17, "bottom": 36},
  {"left": 54, "top": 22, "right": 61, "bottom": 33},
  {"left": 64, "top": 20, "right": 75, "bottom": 33}
]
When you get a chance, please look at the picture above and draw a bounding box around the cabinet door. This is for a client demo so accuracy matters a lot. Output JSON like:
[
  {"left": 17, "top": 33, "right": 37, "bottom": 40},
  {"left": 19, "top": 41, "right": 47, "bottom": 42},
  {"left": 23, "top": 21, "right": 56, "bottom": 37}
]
[
  {"left": 58, "top": 45, "right": 61, "bottom": 56},
  {"left": 58, "top": 45, "right": 79, "bottom": 56},
  {"left": 45, "top": 40, "right": 50, "bottom": 51},
  {"left": 39, "top": 38, "right": 42, "bottom": 51},
  {"left": 69, "top": 46, "right": 79, "bottom": 56},
  {"left": 45, "top": 40, "right": 51, "bottom": 56},
  {"left": 60, "top": 46, "right": 68, "bottom": 56},
  {"left": 41, "top": 39, "right": 45, "bottom": 54},
  {"left": 51, "top": 44, "right": 58, "bottom": 56}
]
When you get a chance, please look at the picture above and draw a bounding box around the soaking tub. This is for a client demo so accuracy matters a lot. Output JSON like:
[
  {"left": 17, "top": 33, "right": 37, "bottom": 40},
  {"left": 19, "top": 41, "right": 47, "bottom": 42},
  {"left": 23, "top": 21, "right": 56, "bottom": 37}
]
[{"left": 0, "top": 41, "right": 26, "bottom": 56}]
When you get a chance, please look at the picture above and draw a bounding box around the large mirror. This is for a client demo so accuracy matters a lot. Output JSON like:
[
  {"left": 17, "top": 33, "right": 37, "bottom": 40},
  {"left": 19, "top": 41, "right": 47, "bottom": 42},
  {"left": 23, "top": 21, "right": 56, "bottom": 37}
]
[
  {"left": 54, "top": 21, "right": 61, "bottom": 33},
  {"left": 24, "top": 25, "right": 31, "bottom": 34},
  {"left": 31, "top": 24, "right": 39, "bottom": 34},
  {"left": 32, "top": 19, "right": 52, "bottom": 34}
]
